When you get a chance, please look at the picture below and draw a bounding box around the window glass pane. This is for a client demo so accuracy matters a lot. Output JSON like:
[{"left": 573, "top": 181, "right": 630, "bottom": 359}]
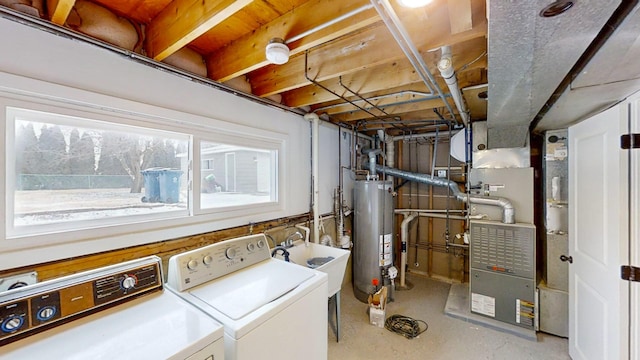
[
  {"left": 200, "top": 141, "right": 276, "bottom": 209},
  {"left": 11, "top": 109, "right": 189, "bottom": 231}
]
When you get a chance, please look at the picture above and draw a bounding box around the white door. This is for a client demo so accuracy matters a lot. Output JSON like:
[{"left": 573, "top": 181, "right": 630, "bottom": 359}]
[
  {"left": 569, "top": 103, "right": 629, "bottom": 360},
  {"left": 629, "top": 93, "right": 640, "bottom": 360}
]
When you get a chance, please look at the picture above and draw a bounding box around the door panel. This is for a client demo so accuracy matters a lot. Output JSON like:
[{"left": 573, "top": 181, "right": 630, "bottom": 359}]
[
  {"left": 569, "top": 104, "right": 629, "bottom": 360},
  {"left": 629, "top": 93, "right": 640, "bottom": 360}
]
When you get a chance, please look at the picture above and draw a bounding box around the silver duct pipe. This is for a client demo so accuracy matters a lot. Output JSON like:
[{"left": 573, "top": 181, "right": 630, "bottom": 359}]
[{"left": 364, "top": 163, "right": 515, "bottom": 224}]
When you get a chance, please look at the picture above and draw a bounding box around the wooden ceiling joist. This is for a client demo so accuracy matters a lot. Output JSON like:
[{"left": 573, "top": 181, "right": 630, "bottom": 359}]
[
  {"left": 207, "top": 0, "right": 380, "bottom": 82},
  {"left": 283, "top": 37, "right": 487, "bottom": 108},
  {"left": 249, "top": 0, "right": 487, "bottom": 97},
  {"left": 146, "top": 0, "right": 254, "bottom": 61},
  {"left": 47, "top": 0, "right": 76, "bottom": 25},
  {"left": 329, "top": 97, "right": 458, "bottom": 123}
]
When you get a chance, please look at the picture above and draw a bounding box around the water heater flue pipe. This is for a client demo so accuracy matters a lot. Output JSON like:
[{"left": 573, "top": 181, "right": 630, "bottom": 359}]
[
  {"left": 364, "top": 163, "right": 516, "bottom": 224},
  {"left": 362, "top": 148, "right": 382, "bottom": 177}
]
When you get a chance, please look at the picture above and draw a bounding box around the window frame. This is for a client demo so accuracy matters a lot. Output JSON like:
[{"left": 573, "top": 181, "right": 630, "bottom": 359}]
[
  {"left": 0, "top": 89, "right": 287, "bottom": 257},
  {"left": 195, "top": 136, "right": 280, "bottom": 214}
]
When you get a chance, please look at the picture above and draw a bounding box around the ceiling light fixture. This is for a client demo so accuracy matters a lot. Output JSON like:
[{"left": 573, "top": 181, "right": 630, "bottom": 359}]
[
  {"left": 539, "top": 1, "right": 574, "bottom": 17},
  {"left": 265, "top": 38, "right": 290, "bottom": 65},
  {"left": 397, "top": 0, "right": 433, "bottom": 8}
]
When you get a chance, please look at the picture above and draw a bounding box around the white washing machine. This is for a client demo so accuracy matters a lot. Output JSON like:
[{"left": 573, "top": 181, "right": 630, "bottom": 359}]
[
  {"left": 166, "top": 234, "right": 328, "bottom": 360},
  {"left": 0, "top": 256, "right": 224, "bottom": 360}
]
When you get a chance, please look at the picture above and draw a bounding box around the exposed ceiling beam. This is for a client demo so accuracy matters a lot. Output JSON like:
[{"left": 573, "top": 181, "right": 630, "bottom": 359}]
[
  {"left": 448, "top": 0, "right": 473, "bottom": 34},
  {"left": 207, "top": 0, "right": 380, "bottom": 82},
  {"left": 319, "top": 68, "right": 485, "bottom": 121},
  {"left": 283, "top": 37, "right": 486, "bottom": 108},
  {"left": 329, "top": 97, "right": 458, "bottom": 122},
  {"left": 146, "top": 0, "right": 253, "bottom": 61},
  {"left": 47, "top": 0, "right": 76, "bottom": 25},
  {"left": 249, "top": 0, "right": 487, "bottom": 97}
]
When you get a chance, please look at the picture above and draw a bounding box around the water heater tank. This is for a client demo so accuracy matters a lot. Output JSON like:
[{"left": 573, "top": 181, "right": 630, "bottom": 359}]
[{"left": 353, "top": 180, "right": 394, "bottom": 303}]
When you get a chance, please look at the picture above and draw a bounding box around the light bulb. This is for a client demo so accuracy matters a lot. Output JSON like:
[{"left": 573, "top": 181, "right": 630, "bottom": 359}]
[{"left": 397, "top": 0, "right": 433, "bottom": 8}]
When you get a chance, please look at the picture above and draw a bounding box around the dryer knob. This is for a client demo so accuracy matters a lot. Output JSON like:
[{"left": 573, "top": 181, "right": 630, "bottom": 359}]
[
  {"left": 121, "top": 275, "right": 137, "bottom": 290},
  {"left": 187, "top": 260, "right": 199, "bottom": 270},
  {"left": 225, "top": 248, "right": 237, "bottom": 260}
]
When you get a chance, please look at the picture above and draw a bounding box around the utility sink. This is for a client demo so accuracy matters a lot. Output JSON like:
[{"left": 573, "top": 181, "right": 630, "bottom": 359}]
[{"left": 273, "top": 240, "right": 350, "bottom": 297}]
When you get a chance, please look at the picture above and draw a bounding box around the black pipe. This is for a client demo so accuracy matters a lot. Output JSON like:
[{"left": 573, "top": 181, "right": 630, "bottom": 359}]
[{"left": 529, "top": 0, "right": 639, "bottom": 133}]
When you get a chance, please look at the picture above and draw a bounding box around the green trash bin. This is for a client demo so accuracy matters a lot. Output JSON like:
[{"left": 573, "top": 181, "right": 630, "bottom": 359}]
[{"left": 158, "top": 169, "right": 183, "bottom": 203}]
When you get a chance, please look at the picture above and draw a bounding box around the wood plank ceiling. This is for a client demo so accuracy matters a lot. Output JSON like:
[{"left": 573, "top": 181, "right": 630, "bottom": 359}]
[{"left": 22, "top": 0, "right": 488, "bottom": 136}]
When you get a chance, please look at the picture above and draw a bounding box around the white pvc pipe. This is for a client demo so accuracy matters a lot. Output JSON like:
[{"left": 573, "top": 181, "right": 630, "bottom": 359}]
[
  {"left": 295, "top": 224, "right": 311, "bottom": 247},
  {"left": 305, "top": 113, "right": 321, "bottom": 244},
  {"left": 438, "top": 46, "right": 469, "bottom": 126},
  {"left": 400, "top": 212, "right": 418, "bottom": 288}
]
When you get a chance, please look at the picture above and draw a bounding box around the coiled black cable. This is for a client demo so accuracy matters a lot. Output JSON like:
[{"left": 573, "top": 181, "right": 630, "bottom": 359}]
[{"left": 384, "top": 314, "right": 428, "bottom": 339}]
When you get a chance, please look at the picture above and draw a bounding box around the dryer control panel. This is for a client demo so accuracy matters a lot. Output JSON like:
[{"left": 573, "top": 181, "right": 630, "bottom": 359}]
[
  {"left": 167, "top": 233, "right": 271, "bottom": 291},
  {"left": 0, "top": 256, "right": 162, "bottom": 345}
]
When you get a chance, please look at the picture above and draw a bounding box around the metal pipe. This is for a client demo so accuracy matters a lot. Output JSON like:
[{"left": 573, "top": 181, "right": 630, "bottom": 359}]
[
  {"left": 285, "top": 4, "right": 375, "bottom": 44},
  {"left": 364, "top": 163, "right": 516, "bottom": 224},
  {"left": 417, "top": 213, "right": 485, "bottom": 221},
  {"left": 314, "top": 90, "right": 435, "bottom": 112},
  {"left": 395, "top": 209, "right": 466, "bottom": 214},
  {"left": 392, "top": 129, "right": 460, "bottom": 142},
  {"left": 370, "top": 0, "right": 459, "bottom": 124}
]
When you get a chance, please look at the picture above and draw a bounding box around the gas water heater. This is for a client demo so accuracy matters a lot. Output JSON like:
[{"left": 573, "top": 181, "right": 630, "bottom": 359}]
[{"left": 353, "top": 179, "right": 395, "bottom": 303}]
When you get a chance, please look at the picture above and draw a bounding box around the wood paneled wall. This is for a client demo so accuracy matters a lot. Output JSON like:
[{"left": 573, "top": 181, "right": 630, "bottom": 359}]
[{"left": 0, "top": 214, "right": 311, "bottom": 282}]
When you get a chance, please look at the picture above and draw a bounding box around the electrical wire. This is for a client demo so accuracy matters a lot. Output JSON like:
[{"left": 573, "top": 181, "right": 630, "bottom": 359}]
[{"left": 384, "top": 314, "right": 428, "bottom": 339}]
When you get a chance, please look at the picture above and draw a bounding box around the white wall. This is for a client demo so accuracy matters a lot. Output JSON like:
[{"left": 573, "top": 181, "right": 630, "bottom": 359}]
[{"left": 0, "top": 17, "right": 339, "bottom": 268}]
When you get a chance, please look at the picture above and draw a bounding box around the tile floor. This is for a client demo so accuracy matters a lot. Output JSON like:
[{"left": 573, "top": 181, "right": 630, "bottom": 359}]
[{"left": 328, "top": 274, "right": 570, "bottom": 360}]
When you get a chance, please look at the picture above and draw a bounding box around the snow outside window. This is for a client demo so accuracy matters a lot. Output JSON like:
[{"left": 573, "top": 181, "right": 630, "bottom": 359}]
[{"left": 7, "top": 107, "right": 190, "bottom": 237}]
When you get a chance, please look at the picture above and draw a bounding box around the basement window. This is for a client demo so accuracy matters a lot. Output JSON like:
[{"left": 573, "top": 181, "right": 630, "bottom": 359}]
[
  {"left": 6, "top": 107, "right": 190, "bottom": 237},
  {"left": 199, "top": 141, "right": 277, "bottom": 209}
]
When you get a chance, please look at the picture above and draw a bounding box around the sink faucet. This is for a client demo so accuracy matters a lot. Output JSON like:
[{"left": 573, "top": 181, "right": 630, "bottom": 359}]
[{"left": 282, "top": 230, "right": 303, "bottom": 247}]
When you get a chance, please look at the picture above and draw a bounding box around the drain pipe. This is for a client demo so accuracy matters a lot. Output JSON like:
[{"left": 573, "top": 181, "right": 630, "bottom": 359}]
[
  {"left": 437, "top": 46, "right": 470, "bottom": 127},
  {"left": 364, "top": 163, "right": 516, "bottom": 224},
  {"left": 399, "top": 212, "right": 418, "bottom": 289},
  {"left": 305, "top": 112, "right": 321, "bottom": 244}
]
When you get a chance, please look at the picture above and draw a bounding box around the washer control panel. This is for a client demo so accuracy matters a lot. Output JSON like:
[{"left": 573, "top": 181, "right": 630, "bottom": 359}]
[
  {"left": 167, "top": 234, "right": 271, "bottom": 291},
  {"left": 0, "top": 256, "right": 162, "bottom": 345}
]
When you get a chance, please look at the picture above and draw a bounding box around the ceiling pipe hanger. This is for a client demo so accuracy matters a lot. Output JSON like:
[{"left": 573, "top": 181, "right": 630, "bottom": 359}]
[{"left": 304, "top": 51, "right": 408, "bottom": 131}]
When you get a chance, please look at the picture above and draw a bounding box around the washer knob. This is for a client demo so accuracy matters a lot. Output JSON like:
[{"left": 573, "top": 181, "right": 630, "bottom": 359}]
[
  {"left": 37, "top": 306, "right": 56, "bottom": 321},
  {"left": 225, "top": 247, "right": 237, "bottom": 260},
  {"left": 1, "top": 316, "right": 24, "bottom": 333},
  {"left": 187, "top": 259, "right": 199, "bottom": 270},
  {"left": 247, "top": 243, "right": 256, "bottom": 252},
  {"left": 256, "top": 239, "right": 265, "bottom": 248},
  {"left": 121, "top": 275, "right": 137, "bottom": 290},
  {"left": 203, "top": 255, "right": 213, "bottom": 265}
]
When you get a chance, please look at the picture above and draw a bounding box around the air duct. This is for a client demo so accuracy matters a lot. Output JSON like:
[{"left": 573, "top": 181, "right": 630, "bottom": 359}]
[{"left": 364, "top": 163, "right": 515, "bottom": 224}]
